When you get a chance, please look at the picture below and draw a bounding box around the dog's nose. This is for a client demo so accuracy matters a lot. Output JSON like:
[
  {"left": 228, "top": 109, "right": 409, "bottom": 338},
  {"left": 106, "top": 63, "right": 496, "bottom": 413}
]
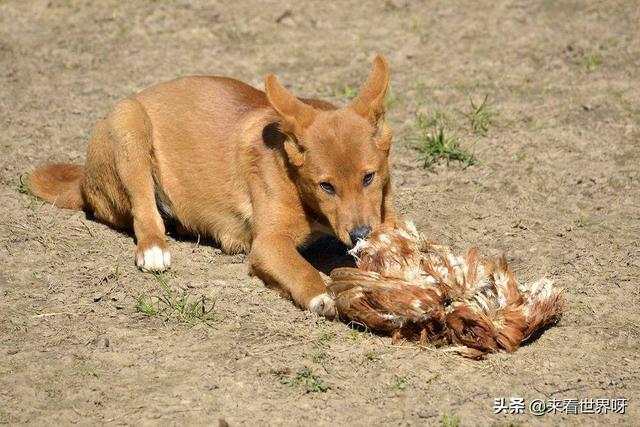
[{"left": 349, "top": 225, "right": 372, "bottom": 244}]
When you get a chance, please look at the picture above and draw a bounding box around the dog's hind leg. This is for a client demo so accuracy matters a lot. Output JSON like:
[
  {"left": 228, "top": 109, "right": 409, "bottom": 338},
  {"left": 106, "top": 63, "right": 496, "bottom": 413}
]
[{"left": 108, "top": 98, "right": 171, "bottom": 272}]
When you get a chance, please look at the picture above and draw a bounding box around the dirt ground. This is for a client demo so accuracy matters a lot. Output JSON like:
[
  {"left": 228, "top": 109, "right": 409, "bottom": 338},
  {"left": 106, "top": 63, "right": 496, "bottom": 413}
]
[{"left": 1, "top": 0, "right": 638, "bottom": 425}]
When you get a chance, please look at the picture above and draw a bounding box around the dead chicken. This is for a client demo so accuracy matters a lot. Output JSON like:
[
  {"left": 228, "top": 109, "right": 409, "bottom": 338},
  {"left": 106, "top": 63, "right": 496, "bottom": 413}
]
[{"left": 328, "top": 222, "right": 564, "bottom": 358}]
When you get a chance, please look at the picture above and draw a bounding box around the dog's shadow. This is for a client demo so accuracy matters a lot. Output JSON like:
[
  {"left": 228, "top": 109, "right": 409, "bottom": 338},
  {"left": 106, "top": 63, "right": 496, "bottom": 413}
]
[
  {"left": 300, "top": 236, "right": 356, "bottom": 275},
  {"left": 91, "top": 211, "right": 357, "bottom": 275}
]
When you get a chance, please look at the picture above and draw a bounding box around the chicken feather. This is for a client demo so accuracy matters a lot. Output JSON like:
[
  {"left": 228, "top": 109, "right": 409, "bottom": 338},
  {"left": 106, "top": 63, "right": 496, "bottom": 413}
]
[{"left": 329, "top": 221, "right": 565, "bottom": 358}]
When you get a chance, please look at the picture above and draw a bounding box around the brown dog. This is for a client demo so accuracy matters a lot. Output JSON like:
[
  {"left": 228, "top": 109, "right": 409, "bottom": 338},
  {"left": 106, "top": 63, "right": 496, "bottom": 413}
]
[{"left": 28, "top": 54, "right": 397, "bottom": 317}]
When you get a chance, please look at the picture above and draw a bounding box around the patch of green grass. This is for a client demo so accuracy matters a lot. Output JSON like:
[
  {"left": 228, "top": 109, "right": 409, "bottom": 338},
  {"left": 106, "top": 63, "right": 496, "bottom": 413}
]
[
  {"left": 135, "top": 293, "right": 161, "bottom": 317},
  {"left": 405, "top": 114, "right": 478, "bottom": 170},
  {"left": 319, "top": 330, "right": 335, "bottom": 345},
  {"left": 349, "top": 328, "right": 365, "bottom": 341},
  {"left": 333, "top": 83, "right": 358, "bottom": 100},
  {"left": 394, "top": 375, "right": 409, "bottom": 390},
  {"left": 135, "top": 274, "right": 219, "bottom": 323},
  {"left": 441, "top": 412, "right": 460, "bottom": 427},
  {"left": 462, "top": 95, "right": 495, "bottom": 135},
  {"left": 17, "top": 173, "right": 31, "bottom": 195},
  {"left": 281, "top": 367, "right": 329, "bottom": 393},
  {"left": 364, "top": 350, "right": 380, "bottom": 361},
  {"left": 582, "top": 51, "right": 603, "bottom": 70},
  {"left": 346, "top": 323, "right": 370, "bottom": 341}
]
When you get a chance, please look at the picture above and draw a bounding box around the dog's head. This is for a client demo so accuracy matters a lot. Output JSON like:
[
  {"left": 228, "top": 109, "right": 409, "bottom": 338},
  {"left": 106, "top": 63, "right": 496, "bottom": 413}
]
[{"left": 265, "top": 54, "right": 393, "bottom": 247}]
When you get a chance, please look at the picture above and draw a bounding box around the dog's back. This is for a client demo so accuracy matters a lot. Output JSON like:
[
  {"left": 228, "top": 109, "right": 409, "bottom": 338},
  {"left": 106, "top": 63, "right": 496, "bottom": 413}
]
[{"left": 133, "top": 77, "right": 275, "bottom": 252}]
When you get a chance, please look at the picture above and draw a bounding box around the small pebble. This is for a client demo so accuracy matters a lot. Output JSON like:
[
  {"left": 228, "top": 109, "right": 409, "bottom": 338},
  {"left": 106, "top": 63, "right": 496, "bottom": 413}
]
[{"left": 92, "top": 335, "right": 110, "bottom": 350}]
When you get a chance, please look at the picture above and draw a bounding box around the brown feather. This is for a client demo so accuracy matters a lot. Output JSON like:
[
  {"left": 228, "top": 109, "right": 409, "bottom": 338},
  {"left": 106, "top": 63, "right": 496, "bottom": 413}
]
[{"left": 329, "top": 221, "right": 565, "bottom": 357}]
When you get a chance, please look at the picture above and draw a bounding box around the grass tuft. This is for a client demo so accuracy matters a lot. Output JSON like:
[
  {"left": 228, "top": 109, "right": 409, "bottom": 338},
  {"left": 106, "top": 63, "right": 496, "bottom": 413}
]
[
  {"left": 582, "top": 51, "right": 603, "bottom": 70},
  {"left": 406, "top": 113, "right": 477, "bottom": 170},
  {"left": 17, "top": 173, "right": 32, "bottom": 195},
  {"left": 394, "top": 375, "right": 409, "bottom": 390},
  {"left": 364, "top": 350, "right": 380, "bottom": 361},
  {"left": 281, "top": 367, "right": 329, "bottom": 393},
  {"left": 346, "top": 322, "right": 370, "bottom": 341},
  {"left": 319, "top": 330, "right": 335, "bottom": 345},
  {"left": 135, "top": 294, "right": 161, "bottom": 317},
  {"left": 462, "top": 95, "right": 495, "bottom": 134},
  {"left": 135, "top": 274, "right": 219, "bottom": 323},
  {"left": 441, "top": 412, "right": 460, "bottom": 427}
]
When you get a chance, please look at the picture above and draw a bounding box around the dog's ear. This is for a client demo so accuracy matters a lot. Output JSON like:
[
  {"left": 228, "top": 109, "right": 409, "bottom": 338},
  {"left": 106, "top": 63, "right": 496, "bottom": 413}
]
[
  {"left": 265, "top": 74, "right": 316, "bottom": 135},
  {"left": 265, "top": 74, "right": 316, "bottom": 166},
  {"left": 350, "top": 54, "right": 389, "bottom": 124}
]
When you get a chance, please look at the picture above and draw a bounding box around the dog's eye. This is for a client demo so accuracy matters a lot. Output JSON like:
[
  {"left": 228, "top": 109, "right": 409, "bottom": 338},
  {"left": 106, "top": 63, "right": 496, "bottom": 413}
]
[
  {"left": 363, "top": 172, "right": 375, "bottom": 187},
  {"left": 320, "top": 182, "right": 335, "bottom": 195}
]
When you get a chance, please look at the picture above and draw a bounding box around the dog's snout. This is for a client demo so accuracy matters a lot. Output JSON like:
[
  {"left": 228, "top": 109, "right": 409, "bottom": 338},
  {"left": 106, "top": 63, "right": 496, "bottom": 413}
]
[{"left": 349, "top": 225, "right": 372, "bottom": 245}]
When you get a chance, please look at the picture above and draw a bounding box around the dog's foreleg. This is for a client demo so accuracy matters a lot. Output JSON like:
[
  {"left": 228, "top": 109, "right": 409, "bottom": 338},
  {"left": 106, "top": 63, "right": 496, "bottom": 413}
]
[{"left": 249, "top": 233, "right": 336, "bottom": 318}]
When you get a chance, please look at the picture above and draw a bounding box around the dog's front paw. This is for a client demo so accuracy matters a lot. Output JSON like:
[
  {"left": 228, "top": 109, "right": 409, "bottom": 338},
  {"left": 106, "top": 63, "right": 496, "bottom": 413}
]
[
  {"left": 308, "top": 293, "right": 337, "bottom": 319},
  {"left": 136, "top": 245, "right": 171, "bottom": 273}
]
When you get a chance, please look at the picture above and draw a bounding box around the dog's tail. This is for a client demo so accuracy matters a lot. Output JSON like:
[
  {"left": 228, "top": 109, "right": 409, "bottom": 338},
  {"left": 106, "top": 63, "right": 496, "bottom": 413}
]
[{"left": 28, "top": 163, "right": 85, "bottom": 210}]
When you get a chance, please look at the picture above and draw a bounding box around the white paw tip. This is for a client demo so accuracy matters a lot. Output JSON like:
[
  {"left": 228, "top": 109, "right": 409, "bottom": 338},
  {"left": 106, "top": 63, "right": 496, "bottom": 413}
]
[
  {"left": 308, "top": 293, "right": 337, "bottom": 319},
  {"left": 137, "top": 246, "right": 171, "bottom": 272}
]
